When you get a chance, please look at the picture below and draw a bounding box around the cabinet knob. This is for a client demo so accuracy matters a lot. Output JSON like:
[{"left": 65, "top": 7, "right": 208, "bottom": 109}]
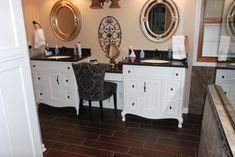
[
  {"left": 38, "top": 77, "right": 40, "bottom": 80},
  {"left": 132, "top": 85, "right": 135, "bottom": 88},
  {"left": 176, "top": 73, "right": 179, "bottom": 76},
  {"left": 132, "top": 103, "right": 135, "bottom": 106},
  {"left": 222, "top": 75, "right": 225, "bottom": 79},
  {"left": 66, "top": 80, "right": 69, "bottom": 82},
  {"left": 67, "top": 67, "right": 70, "bottom": 70},
  {"left": 169, "top": 106, "right": 172, "bottom": 110},
  {"left": 67, "top": 96, "right": 70, "bottom": 99},
  {"left": 128, "top": 70, "right": 131, "bottom": 73},
  {"left": 224, "top": 91, "right": 227, "bottom": 95},
  {"left": 40, "top": 92, "right": 43, "bottom": 96},
  {"left": 170, "top": 88, "right": 173, "bottom": 91},
  {"left": 33, "top": 65, "right": 36, "bottom": 68}
]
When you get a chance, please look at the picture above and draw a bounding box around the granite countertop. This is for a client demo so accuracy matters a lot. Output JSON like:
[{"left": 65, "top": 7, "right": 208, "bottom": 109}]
[
  {"left": 209, "top": 85, "right": 235, "bottom": 156},
  {"left": 31, "top": 49, "right": 91, "bottom": 62},
  {"left": 217, "top": 62, "right": 235, "bottom": 70},
  {"left": 122, "top": 57, "right": 188, "bottom": 68}
]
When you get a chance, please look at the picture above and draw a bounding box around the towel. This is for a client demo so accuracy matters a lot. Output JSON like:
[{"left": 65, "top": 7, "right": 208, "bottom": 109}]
[
  {"left": 218, "top": 36, "right": 231, "bottom": 61},
  {"left": 34, "top": 29, "right": 46, "bottom": 49},
  {"left": 172, "top": 35, "right": 189, "bottom": 60}
]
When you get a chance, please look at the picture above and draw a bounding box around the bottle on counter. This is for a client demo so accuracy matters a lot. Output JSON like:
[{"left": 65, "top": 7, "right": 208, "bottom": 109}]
[
  {"left": 55, "top": 44, "right": 59, "bottom": 55},
  {"left": 140, "top": 49, "right": 145, "bottom": 59},
  {"left": 76, "top": 41, "right": 82, "bottom": 57}
]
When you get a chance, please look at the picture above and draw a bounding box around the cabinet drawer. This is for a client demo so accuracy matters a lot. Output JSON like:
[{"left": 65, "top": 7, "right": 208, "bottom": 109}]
[
  {"left": 124, "top": 78, "right": 141, "bottom": 95},
  {"left": 163, "top": 80, "right": 180, "bottom": 102},
  {"left": 216, "top": 70, "right": 228, "bottom": 83},
  {"left": 62, "top": 75, "right": 75, "bottom": 87},
  {"left": 135, "top": 66, "right": 171, "bottom": 79},
  {"left": 162, "top": 101, "right": 179, "bottom": 116},
  {"left": 172, "top": 69, "right": 183, "bottom": 80},
  {"left": 31, "top": 61, "right": 73, "bottom": 74},
  {"left": 123, "top": 65, "right": 134, "bottom": 76},
  {"left": 124, "top": 96, "right": 140, "bottom": 113}
]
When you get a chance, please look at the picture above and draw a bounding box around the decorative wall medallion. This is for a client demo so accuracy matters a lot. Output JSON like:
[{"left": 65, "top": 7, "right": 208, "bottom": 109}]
[{"left": 98, "top": 16, "right": 122, "bottom": 52}]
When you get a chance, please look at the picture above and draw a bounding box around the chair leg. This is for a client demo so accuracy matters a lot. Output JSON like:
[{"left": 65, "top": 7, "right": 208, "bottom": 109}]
[
  {"left": 78, "top": 98, "right": 83, "bottom": 118},
  {"left": 89, "top": 100, "right": 92, "bottom": 109},
  {"left": 113, "top": 91, "right": 117, "bottom": 110},
  {"left": 99, "top": 100, "right": 104, "bottom": 120}
]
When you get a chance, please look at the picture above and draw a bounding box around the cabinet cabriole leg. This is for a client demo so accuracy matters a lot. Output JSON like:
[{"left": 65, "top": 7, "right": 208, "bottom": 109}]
[
  {"left": 178, "top": 117, "right": 183, "bottom": 128},
  {"left": 121, "top": 111, "right": 126, "bottom": 121}
]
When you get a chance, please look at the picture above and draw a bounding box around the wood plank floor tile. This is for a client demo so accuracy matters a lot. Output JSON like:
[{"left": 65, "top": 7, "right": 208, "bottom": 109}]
[
  {"left": 64, "top": 144, "right": 113, "bottom": 157},
  {"left": 45, "top": 149, "right": 92, "bottom": 157},
  {"left": 144, "top": 142, "right": 196, "bottom": 156},
  {"left": 98, "top": 135, "right": 144, "bottom": 147},
  {"left": 43, "top": 139, "right": 68, "bottom": 150},
  {"left": 128, "top": 147, "right": 181, "bottom": 157},
  {"left": 58, "top": 129, "right": 100, "bottom": 140},
  {"left": 42, "top": 133, "right": 84, "bottom": 145},
  {"left": 82, "top": 140, "right": 129, "bottom": 153}
]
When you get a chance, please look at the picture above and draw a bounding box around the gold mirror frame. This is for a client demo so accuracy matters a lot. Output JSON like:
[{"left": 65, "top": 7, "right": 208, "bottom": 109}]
[
  {"left": 140, "top": 0, "right": 179, "bottom": 42},
  {"left": 50, "top": 0, "right": 81, "bottom": 41}
]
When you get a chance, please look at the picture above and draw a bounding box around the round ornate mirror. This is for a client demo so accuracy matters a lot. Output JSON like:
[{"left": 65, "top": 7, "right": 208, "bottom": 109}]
[
  {"left": 226, "top": 1, "right": 235, "bottom": 40},
  {"left": 140, "top": 0, "right": 179, "bottom": 42},
  {"left": 50, "top": 0, "right": 81, "bottom": 41}
]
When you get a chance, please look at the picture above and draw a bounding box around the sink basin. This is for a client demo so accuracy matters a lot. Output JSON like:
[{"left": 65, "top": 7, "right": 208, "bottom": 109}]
[
  {"left": 47, "top": 56, "right": 71, "bottom": 59},
  {"left": 140, "top": 59, "right": 170, "bottom": 64}
]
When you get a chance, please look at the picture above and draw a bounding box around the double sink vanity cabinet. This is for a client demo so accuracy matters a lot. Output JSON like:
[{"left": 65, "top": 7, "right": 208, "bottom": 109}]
[
  {"left": 31, "top": 54, "right": 187, "bottom": 128},
  {"left": 122, "top": 64, "right": 186, "bottom": 128}
]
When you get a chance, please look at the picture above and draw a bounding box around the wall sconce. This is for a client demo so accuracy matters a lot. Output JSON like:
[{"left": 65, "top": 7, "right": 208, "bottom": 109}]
[{"left": 90, "top": 0, "right": 120, "bottom": 9}]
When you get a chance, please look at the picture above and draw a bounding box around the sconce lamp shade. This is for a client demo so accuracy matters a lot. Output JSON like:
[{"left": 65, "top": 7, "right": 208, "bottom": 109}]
[
  {"left": 90, "top": 0, "right": 103, "bottom": 9},
  {"left": 109, "top": 0, "right": 120, "bottom": 8}
]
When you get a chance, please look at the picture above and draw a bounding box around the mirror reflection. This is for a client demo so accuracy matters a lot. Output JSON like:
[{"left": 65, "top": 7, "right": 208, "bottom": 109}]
[
  {"left": 140, "top": 0, "right": 179, "bottom": 42},
  {"left": 226, "top": 1, "right": 235, "bottom": 40},
  {"left": 50, "top": 0, "right": 81, "bottom": 41},
  {"left": 148, "top": 3, "right": 172, "bottom": 35}
]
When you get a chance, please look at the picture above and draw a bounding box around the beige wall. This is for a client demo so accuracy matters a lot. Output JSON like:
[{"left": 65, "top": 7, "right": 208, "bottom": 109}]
[
  {"left": 22, "top": 0, "right": 40, "bottom": 45},
  {"left": 23, "top": 0, "right": 197, "bottom": 109},
  {"left": 23, "top": 0, "right": 196, "bottom": 63}
]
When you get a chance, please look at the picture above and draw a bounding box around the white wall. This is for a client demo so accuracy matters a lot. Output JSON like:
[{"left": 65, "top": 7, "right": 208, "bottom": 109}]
[{"left": 23, "top": 0, "right": 198, "bottom": 109}]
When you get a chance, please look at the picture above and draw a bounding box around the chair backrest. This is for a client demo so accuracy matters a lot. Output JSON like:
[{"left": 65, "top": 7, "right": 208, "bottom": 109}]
[{"left": 72, "top": 62, "right": 105, "bottom": 100}]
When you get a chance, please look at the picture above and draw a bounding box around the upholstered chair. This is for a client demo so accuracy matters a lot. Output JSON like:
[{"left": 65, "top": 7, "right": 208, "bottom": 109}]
[{"left": 72, "top": 63, "right": 117, "bottom": 119}]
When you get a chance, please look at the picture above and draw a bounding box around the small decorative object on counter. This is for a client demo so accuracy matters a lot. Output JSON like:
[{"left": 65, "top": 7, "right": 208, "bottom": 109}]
[
  {"left": 75, "top": 41, "right": 82, "bottom": 57},
  {"left": 129, "top": 45, "right": 136, "bottom": 58},
  {"left": 140, "top": 49, "right": 145, "bottom": 59},
  {"left": 55, "top": 44, "right": 59, "bottom": 55}
]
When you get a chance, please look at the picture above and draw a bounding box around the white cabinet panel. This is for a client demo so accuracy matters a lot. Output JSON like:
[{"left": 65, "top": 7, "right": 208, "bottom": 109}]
[{"left": 142, "top": 79, "right": 161, "bottom": 117}]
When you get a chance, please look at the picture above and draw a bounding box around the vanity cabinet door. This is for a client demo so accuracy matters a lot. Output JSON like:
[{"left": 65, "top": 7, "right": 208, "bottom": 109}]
[{"left": 142, "top": 79, "right": 161, "bottom": 117}]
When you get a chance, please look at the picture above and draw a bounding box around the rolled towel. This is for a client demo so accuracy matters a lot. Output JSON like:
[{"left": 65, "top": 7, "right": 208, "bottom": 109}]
[
  {"left": 34, "top": 28, "right": 46, "bottom": 49},
  {"left": 172, "top": 35, "right": 188, "bottom": 60},
  {"left": 218, "top": 36, "right": 231, "bottom": 61}
]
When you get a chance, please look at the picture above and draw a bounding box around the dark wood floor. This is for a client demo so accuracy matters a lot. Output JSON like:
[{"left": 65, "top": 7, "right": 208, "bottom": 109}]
[{"left": 39, "top": 104, "right": 202, "bottom": 157}]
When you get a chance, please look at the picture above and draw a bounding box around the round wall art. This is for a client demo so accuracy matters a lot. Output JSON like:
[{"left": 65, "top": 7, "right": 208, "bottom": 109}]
[{"left": 98, "top": 16, "right": 122, "bottom": 52}]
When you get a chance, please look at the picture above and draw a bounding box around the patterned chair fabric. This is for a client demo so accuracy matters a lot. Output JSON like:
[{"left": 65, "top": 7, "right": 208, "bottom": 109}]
[{"left": 72, "top": 63, "right": 117, "bottom": 114}]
